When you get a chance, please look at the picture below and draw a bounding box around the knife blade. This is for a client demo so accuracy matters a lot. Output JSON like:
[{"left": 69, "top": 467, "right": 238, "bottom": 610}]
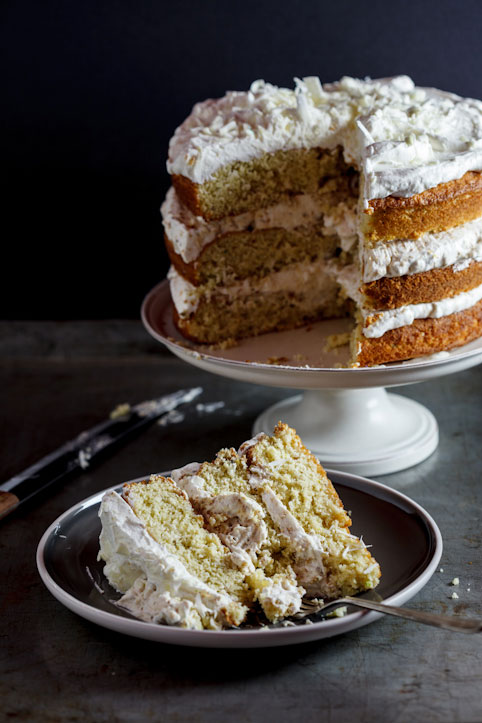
[{"left": 0, "top": 386, "right": 202, "bottom": 520}]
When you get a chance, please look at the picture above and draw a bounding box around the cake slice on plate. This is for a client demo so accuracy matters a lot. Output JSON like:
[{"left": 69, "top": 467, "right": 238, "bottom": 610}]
[
  {"left": 98, "top": 423, "right": 381, "bottom": 629},
  {"left": 172, "top": 423, "right": 380, "bottom": 616}
]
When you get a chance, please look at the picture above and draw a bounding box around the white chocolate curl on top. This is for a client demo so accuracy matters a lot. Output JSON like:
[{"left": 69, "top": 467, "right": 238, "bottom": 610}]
[{"left": 167, "top": 76, "right": 482, "bottom": 203}]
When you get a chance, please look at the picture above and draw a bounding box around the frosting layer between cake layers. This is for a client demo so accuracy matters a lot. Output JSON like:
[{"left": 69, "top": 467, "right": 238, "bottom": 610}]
[
  {"left": 162, "top": 185, "right": 357, "bottom": 264},
  {"left": 336, "top": 264, "right": 482, "bottom": 338},
  {"left": 361, "top": 216, "right": 482, "bottom": 281}
]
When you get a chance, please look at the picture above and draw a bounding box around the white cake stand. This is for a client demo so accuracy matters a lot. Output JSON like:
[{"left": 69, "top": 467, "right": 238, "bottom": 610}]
[{"left": 142, "top": 281, "right": 482, "bottom": 475}]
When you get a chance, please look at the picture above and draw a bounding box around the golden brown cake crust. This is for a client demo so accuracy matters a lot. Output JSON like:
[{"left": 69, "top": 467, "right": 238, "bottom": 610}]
[
  {"left": 368, "top": 171, "right": 482, "bottom": 210},
  {"left": 171, "top": 173, "right": 205, "bottom": 218},
  {"left": 363, "top": 171, "right": 482, "bottom": 241},
  {"left": 361, "top": 261, "right": 482, "bottom": 309},
  {"left": 357, "top": 299, "right": 482, "bottom": 366}
]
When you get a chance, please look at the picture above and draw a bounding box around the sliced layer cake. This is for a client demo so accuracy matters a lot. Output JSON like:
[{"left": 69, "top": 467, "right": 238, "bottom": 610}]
[{"left": 162, "top": 75, "right": 482, "bottom": 365}]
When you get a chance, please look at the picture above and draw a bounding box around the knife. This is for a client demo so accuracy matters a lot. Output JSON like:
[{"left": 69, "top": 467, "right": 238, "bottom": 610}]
[{"left": 0, "top": 386, "right": 202, "bottom": 520}]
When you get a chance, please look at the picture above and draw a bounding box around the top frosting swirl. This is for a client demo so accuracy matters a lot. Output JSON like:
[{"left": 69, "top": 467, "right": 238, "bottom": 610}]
[{"left": 167, "top": 75, "right": 482, "bottom": 202}]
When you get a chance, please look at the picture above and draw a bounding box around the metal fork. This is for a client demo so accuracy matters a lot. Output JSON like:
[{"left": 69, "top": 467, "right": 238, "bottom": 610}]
[{"left": 296, "top": 597, "right": 482, "bottom": 633}]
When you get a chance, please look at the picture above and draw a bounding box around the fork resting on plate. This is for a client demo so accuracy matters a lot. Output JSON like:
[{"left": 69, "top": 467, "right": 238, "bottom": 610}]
[{"left": 296, "top": 597, "right": 482, "bottom": 633}]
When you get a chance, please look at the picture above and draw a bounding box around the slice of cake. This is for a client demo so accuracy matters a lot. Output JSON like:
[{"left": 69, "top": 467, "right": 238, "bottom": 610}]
[
  {"left": 98, "top": 476, "right": 249, "bottom": 630},
  {"left": 98, "top": 423, "right": 380, "bottom": 629},
  {"left": 162, "top": 75, "right": 482, "bottom": 365},
  {"left": 172, "top": 423, "right": 379, "bottom": 609}
]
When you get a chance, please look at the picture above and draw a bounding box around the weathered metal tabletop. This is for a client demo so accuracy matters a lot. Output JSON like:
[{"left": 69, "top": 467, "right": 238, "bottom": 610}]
[{"left": 1, "top": 321, "right": 481, "bottom": 722}]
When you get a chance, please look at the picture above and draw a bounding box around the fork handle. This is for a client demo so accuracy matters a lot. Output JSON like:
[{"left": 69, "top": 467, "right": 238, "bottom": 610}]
[{"left": 330, "top": 597, "right": 482, "bottom": 633}]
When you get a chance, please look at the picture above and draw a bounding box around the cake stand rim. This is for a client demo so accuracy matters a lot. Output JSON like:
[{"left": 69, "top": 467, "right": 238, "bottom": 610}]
[{"left": 141, "top": 280, "right": 482, "bottom": 391}]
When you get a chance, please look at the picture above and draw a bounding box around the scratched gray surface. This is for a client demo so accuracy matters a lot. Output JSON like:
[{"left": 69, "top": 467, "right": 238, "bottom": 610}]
[{"left": 1, "top": 320, "right": 481, "bottom": 723}]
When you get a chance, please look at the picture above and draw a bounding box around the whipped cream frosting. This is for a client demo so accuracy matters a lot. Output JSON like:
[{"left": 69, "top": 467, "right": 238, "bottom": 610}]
[
  {"left": 162, "top": 187, "right": 355, "bottom": 264},
  {"left": 260, "top": 487, "right": 326, "bottom": 596},
  {"left": 168, "top": 266, "right": 200, "bottom": 316},
  {"left": 364, "top": 281, "right": 482, "bottom": 338},
  {"left": 171, "top": 463, "right": 267, "bottom": 572},
  {"left": 168, "top": 258, "right": 339, "bottom": 317},
  {"left": 167, "top": 76, "right": 482, "bottom": 202},
  {"left": 98, "top": 490, "right": 246, "bottom": 629},
  {"left": 361, "top": 216, "right": 482, "bottom": 281},
  {"left": 322, "top": 201, "right": 358, "bottom": 253}
]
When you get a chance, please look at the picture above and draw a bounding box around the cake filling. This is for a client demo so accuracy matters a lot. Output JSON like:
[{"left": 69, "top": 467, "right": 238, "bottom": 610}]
[
  {"left": 163, "top": 186, "right": 357, "bottom": 264},
  {"left": 337, "top": 264, "right": 482, "bottom": 337},
  {"left": 361, "top": 216, "right": 482, "bottom": 281},
  {"left": 363, "top": 282, "right": 482, "bottom": 338},
  {"left": 171, "top": 463, "right": 268, "bottom": 572}
]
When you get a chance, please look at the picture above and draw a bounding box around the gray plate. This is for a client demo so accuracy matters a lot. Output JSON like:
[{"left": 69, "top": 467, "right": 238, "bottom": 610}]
[{"left": 37, "top": 470, "right": 443, "bottom": 648}]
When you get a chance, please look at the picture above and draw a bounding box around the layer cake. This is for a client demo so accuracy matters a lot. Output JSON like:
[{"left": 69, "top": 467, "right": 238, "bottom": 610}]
[{"left": 162, "top": 76, "right": 482, "bottom": 366}]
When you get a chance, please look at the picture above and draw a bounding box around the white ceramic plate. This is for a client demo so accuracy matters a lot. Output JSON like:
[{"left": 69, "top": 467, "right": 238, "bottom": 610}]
[{"left": 37, "top": 470, "right": 442, "bottom": 648}]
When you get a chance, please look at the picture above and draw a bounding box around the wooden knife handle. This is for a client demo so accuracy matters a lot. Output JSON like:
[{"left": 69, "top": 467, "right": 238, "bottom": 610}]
[{"left": 0, "top": 491, "right": 20, "bottom": 519}]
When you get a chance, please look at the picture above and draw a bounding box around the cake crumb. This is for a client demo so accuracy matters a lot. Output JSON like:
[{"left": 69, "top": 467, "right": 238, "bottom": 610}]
[
  {"left": 201, "top": 337, "right": 238, "bottom": 351},
  {"left": 157, "top": 409, "right": 185, "bottom": 426},
  {"left": 439, "top": 567, "right": 444, "bottom": 573},
  {"left": 110, "top": 402, "right": 131, "bottom": 419},
  {"left": 266, "top": 356, "right": 290, "bottom": 365},
  {"left": 196, "top": 401, "right": 225, "bottom": 414},
  {"left": 78, "top": 449, "right": 91, "bottom": 469},
  {"left": 327, "top": 606, "right": 348, "bottom": 618},
  {"left": 451, "top": 577, "right": 460, "bottom": 586},
  {"left": 450, "top": 592, "right": 459, "bottom": 600},
  {"left": 324, "top": 332, "right": 351, "bottom": 351}
]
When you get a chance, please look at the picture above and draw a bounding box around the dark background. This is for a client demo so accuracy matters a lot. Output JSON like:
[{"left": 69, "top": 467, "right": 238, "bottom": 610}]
[{"left": 3, "top": 0, "right": 482, "bottom": 319}]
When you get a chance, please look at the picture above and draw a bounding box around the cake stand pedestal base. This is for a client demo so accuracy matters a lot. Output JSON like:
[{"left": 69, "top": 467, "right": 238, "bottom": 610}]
[{"left": 252, "top": 387, "right": 438, "bottom": 476}]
